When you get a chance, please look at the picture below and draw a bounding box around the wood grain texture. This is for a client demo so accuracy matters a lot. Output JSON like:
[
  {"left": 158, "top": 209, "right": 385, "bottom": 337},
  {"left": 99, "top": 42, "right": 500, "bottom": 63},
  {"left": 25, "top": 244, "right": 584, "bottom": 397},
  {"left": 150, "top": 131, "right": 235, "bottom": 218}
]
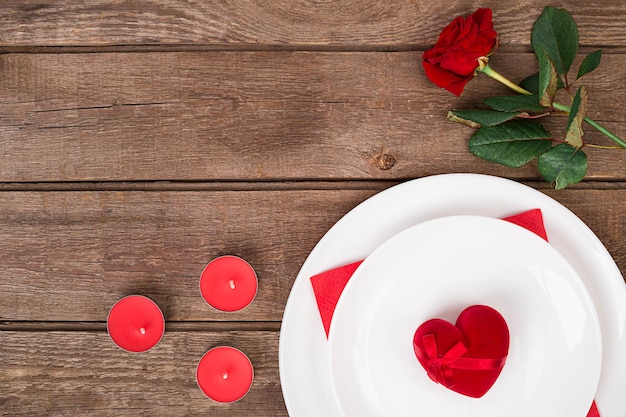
[
  {"left": 1, "top": 1, "right": 625, "bottom": 48},
  {"left": 0, "top": 189, "right": 377, "bottom": 322},
  {"left": 1, "top": 51, "right": 625, "bottom": 182},
  {"left": 0, "top": 331, "right": 287, "bottom": 416},
  {"left": 1, "top": 2, "right": 624, "bottom": 415},
  {"left": 1, "top": 187, "right": 623, "bottom": 322}
]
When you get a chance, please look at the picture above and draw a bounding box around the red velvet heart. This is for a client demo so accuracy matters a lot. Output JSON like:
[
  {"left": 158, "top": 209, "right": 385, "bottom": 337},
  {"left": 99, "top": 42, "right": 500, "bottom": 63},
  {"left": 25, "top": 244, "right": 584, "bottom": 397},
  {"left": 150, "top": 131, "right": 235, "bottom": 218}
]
[{"left": 413, "top": 305, "right": 509, "bottom": 398}]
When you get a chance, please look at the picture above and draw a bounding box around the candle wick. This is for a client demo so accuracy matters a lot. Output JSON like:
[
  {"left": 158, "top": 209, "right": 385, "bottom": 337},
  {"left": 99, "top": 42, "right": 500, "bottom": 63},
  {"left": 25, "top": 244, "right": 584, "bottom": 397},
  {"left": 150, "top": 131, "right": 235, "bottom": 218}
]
[
  {"left": 222, "top": 372, "right": 229, "bottom": 380},
  {"left": 139, "top": 327, "right": 146, "bottom": 335},
  {"left": 228, "top": 280, "right": 236, "bottom": 290}
]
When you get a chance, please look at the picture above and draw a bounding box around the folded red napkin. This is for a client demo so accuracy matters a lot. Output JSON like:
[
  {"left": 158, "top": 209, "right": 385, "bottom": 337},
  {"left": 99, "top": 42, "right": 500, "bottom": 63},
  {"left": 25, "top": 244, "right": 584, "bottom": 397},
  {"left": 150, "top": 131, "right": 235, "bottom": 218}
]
[
  {"left": 309, "top": 208, "right": 600, "bottom": 417},
  {"left": 587, "top": 402, "right": 600, "bottom": 417}
]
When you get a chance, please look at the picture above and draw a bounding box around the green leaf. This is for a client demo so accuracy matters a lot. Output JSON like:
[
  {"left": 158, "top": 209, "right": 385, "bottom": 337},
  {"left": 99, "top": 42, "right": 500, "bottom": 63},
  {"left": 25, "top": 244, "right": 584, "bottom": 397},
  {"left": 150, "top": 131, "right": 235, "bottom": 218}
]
[
  {"left": 538, "top": 144, "right": 588, "bottom": 189},
  {"left": 468, "top": 121, "right": 552, "bottom": 168},
  {"left": 520, "top": 73, "right": 565, "bottom": 95},
  {"left": 520, "top": 73, "right": 540, "bottom": 95},
  {"left": 537, "top": 48, "right": 559, "bottom": 107},
  {"left": 577, "top": 50, "right": 602, "bottom": 80},
  {"left": 448, "top": 110, "right": 521, "bottom": 128},
  {"left": 484, "top": 95, "right": 545, "bottom": 112},
  {"left": 531, "top": 6, "right": 579, "bottom": 75},
  {"left": 565, "top": 85, "right": 588, "bottom": 148}
]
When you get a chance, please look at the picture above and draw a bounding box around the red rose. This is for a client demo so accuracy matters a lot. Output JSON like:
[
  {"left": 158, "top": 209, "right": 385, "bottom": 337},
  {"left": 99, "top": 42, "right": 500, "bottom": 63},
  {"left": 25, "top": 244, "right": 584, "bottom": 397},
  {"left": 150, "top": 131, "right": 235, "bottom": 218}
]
[{"left": 423, "top": 8, "right": 497, "bottom": 96}]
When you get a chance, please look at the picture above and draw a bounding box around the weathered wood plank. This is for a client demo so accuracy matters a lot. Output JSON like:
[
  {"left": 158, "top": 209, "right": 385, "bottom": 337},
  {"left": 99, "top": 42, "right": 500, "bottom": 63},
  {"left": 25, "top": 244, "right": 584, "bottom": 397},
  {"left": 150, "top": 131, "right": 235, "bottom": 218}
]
[
  {"left": 1, "top": 1, "right": 625, "bottom": 47},
  {"left": 0, "top": 189, "right": 376, "bottom": 322},
  {"left": 0, "top": 331, "right": 287, "bottom": 416},
  {"left": 1, "top": 51, "right": 625, "bottom": 182},
  {"left": 0, "top": 188, "right": 623, "bottom": 322}
]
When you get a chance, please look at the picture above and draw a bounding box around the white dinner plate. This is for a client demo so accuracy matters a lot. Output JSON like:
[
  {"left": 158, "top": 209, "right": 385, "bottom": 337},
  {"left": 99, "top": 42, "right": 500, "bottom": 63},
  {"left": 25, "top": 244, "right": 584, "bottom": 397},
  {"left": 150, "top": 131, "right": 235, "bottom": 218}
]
[
  {"left": 279, "top": 174, "right": 626, "bottom": 417},
  {"left": 328, "top": 216, "right": 602, "bottom": 417}
]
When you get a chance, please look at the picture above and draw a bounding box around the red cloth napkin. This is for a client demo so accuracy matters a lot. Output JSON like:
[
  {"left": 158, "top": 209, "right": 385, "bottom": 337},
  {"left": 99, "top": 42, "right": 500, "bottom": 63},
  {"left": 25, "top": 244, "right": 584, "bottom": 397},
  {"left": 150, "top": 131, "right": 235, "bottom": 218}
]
[
  {"left": 587, "top": 402, "right": 600, "bottom": 417},
  {"left": 309, "top": 208, "right": 599, "bottom": 417}
]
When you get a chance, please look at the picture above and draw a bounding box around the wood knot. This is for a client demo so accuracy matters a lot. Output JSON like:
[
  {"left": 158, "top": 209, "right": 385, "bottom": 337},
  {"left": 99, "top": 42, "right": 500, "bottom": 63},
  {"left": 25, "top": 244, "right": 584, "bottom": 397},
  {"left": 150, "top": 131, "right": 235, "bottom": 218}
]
[{"left": 375, "top": 153, "right": 396, "bottom": 170}]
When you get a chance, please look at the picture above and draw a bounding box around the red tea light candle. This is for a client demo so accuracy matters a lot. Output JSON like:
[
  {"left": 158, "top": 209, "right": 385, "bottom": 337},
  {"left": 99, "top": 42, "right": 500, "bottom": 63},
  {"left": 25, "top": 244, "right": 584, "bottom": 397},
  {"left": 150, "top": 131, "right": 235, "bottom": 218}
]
[
  {"left": 197, "top": 346, "right": 254, "bottom": 403},
  {"left": 200, "top": 256, "right": 258, "bottom": 312},
  {"left": 107, "top": 295, "right": 165, "bottom": 352}
]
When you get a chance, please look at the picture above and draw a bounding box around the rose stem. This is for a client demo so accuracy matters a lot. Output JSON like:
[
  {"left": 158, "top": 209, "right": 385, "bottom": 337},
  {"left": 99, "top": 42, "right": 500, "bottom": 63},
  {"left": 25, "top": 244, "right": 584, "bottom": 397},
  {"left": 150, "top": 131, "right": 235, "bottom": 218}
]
[
  {"left": 479, "top": 64, "right": 530, "bottom": 95},
  {"left": 479, "top": 64, "right": 626, "bottom": 149},
  {"left": 552, "top": 102, "right": 626, "bottom": 148}
]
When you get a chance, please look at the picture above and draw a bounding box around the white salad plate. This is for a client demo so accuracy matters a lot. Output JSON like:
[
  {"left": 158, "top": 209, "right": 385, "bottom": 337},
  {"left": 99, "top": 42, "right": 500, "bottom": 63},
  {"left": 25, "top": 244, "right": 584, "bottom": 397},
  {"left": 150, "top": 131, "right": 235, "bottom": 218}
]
[
  {"left": 279, "top": 174, "right": 626, "bottom": 417},
  {"left": 328, "top": 215, "right": 601, "bottom": 417}
]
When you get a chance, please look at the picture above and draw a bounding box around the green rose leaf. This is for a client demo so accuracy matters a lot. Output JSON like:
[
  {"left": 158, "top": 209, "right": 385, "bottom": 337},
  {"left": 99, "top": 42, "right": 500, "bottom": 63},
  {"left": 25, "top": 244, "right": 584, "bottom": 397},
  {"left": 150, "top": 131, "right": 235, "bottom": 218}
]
[
  {"left": 520, "top": 73, "right": 565, "bottom": 95},
  {"left": 565, "top": 85, "right": 588, "bottom": 148},
  {"left": 531, "top": 6, "right": 579, "bottom": 76},
  {"left": 484, "top": 95, "right": 545, "bottom": 112},
  {"left": 520, "top": 73, "right": 540, "bottom": 94},
  {"left": 538, "top": 144, "right": 588, "bottom": 189},
  {"left": 577, "top": 50, "right": 602, "bottom": 80},
  {"left": 448, "top": 110, "right": 522, "bottom": 128},
  {"left": 468, "top": 121, "right": 552, "bottom": 168},
  {"left": 537, "top": 48, "right": 559, "bottom": 107}
]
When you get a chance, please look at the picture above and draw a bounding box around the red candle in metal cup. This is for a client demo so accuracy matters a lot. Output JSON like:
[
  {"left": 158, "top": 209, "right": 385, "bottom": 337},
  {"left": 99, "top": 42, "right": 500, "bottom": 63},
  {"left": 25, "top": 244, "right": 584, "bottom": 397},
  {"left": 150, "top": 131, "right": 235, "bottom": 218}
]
[
  {"left": 107, "top": 295, "right": 165, "bottom": 352},
  {"left": 199, "top": 256, "right": 258, "bottom": 312},
  {"left": 196, "top": 346, "right": 254, "bottom": 402}
]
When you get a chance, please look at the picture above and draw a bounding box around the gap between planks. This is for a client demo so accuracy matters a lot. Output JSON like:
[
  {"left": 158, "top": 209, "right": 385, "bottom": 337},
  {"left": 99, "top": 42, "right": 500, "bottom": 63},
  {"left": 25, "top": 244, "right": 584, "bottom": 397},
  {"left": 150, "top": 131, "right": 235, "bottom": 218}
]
[
  {"left": 0, "top": 321, "right": 281, "bottom": 332},
  {"left": 0, "top": 180, "right": 398, "bottom": 192},
  {"left": 0, "top": 180, "right": 625, "bottom": 192},
  {"left": 2, "top": 44, "right": 626, "bottom": 55}
]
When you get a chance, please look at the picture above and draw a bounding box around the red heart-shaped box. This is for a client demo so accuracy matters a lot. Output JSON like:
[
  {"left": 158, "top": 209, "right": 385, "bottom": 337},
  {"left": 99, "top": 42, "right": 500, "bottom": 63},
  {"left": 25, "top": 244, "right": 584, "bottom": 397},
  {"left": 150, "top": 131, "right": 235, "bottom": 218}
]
[{"left": 413, "top": 305, "right": 509, "bottom": 398}]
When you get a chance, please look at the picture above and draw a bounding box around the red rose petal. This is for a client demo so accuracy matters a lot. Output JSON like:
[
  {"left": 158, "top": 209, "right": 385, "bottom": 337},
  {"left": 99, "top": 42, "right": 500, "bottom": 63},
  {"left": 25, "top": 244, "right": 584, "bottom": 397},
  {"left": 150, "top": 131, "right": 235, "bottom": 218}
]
[{"left": 422, "top": 8, "right": 498, "bottom": 96}]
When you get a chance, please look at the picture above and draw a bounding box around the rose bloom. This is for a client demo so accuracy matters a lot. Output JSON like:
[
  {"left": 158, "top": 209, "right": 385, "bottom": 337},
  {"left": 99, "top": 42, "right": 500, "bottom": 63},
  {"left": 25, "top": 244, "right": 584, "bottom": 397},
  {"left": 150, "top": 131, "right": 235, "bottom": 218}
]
[{"left": 423, "top": 8, "right": 497, "bottom": 96}]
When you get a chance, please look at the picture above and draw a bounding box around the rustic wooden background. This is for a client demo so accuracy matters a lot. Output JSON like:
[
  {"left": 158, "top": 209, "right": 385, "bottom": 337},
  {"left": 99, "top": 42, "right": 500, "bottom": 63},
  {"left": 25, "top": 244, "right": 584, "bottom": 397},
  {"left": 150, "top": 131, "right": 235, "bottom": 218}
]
[{"left": 0, "top": 1, "right": 624, "bottom": 416}]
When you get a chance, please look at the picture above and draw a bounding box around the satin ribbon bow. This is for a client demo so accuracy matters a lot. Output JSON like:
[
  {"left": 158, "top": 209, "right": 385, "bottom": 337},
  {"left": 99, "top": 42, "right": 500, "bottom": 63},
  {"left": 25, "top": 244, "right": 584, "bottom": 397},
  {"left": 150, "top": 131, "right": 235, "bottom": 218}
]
[
  {"left": 419, "top": 333, "right": 468, "bottom": 386},
  {"left": 415, "top": 333, "right": 508, "bottom": 387}
]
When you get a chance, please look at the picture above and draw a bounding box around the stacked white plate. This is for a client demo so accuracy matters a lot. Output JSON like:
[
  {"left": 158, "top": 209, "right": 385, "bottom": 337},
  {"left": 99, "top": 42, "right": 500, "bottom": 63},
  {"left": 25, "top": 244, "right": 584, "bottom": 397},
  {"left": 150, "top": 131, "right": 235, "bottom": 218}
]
[{"left": 279, "top": 174, "right": 626, "bottom": 417}]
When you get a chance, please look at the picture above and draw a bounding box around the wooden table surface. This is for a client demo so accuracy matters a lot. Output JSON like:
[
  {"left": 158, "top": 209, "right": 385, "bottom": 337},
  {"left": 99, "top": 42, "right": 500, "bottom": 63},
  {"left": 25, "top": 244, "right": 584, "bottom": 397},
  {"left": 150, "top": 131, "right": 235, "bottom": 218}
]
[{"left": 1, "top": 1, "right": 624, "bottom": 416}]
